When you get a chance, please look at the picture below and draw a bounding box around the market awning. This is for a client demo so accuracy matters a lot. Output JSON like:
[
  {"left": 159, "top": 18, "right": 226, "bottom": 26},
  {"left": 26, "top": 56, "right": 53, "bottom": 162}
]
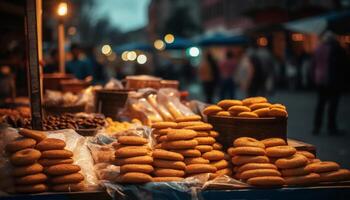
[
  {"left": 195, "top": 33, "right": 248, "bottom": 46},
  {"left": 284, "top": 11, "right": 350, "bottom": 34},
  {"left": 165, "top": 37, "right": 194, "bottom": 50},
  {"left": 114, "top": 42, "right": 152, "bottom": 53}
]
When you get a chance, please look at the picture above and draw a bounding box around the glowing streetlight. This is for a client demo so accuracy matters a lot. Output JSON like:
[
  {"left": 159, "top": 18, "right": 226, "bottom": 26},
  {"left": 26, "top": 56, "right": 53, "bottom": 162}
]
[
  {"left": 188, "top": 47, "right": 200, "bottom": 57},
  {"left": 164, "top": 34, "right": 175, "bottom": 44},
  {"left": 137, "top": 54, "right": 147, "bottom": 64},
  {"left": 57, "top": 2, "right": 68, "bottom": 16},
  {"left": 257, "top": 37, "right": 268, "bottom": 46},
  {"left": 127, "top": 51, "right": 137, "bottom": 61},
  {"left": 101, "top": 44, "right": 112, "bottom": 56},
  {"left": 154, "top": 39, "right": 165, "bottom": 50}
]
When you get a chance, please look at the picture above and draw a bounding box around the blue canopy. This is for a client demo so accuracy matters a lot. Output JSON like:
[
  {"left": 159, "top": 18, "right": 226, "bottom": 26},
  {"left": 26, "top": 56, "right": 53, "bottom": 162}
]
[
  {"left": 165, "top": 37, "right": 194, "bottom": 50},
  {"left": 114, "top": 42, "right": 152, "bottom": 53},
  {"left": 195, "top": 33, "right": 248, "bottom": 46}
]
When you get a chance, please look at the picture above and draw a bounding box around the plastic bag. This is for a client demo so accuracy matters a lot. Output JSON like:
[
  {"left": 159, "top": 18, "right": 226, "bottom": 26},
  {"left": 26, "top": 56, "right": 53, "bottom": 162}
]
[
  {"left": 158, "top": 88, "right": 195, "bottom": 118},
  {"left": 46, "top": 129, "right": 100, "bottom": 191},
  {"left": 76, "top": 85, "right": 103, "bottom": 112},
  {"left": 105, "top": 78, "right": 124, "bottom": 90}
]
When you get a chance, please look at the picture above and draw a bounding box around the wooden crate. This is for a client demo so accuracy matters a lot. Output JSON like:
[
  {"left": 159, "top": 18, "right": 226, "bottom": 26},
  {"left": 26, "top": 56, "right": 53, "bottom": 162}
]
[{"left": 94, "top": 89, "right": 130, "bottom": 120}]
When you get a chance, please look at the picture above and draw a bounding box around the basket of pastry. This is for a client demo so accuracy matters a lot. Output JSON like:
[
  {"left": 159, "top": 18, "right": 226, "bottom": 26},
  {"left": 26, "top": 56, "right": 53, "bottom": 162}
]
[{"left": 204, "top": 97, "right": 287, "bottom": 149}]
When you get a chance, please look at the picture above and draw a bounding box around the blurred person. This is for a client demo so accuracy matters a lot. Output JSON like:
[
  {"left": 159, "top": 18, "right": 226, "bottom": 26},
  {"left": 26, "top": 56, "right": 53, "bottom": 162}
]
[
  {"left": 85, "top": 46, "right": 106, "bottom": 84},
  {"left": 0, "top": 65, "right": 15, "bottom": 104},
  {"left": 66, "top": 43, "right": 93, "bottom": 80},
  {"left": 312, "top": 32, "right": 347, "bottom": 135},
  {"left": 219, "top": 50, "right": 237, "bottom": 99},
  {"left": 43, "top": 49, "right": 59, "bottom": 74},
  {"left": 256, "top": 47, "right": 276, "bottom": 95},
  {"left": 198, "top": 51, "right": 219, "bottom": 103}
]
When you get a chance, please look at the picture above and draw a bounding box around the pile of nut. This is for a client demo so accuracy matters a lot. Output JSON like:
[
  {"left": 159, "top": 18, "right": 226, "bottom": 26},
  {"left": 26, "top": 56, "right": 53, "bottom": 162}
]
[{"left": 42, "top": 114, "right": 105, "bottom": 131}]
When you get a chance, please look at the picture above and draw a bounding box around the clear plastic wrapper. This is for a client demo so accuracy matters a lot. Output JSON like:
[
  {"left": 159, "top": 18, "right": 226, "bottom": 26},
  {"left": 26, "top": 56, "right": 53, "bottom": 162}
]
[
  {"left": 104, "top": 78, "right": 124, "bottom": 90},
  {"left": 158, "top": 88, "right": 195, "bottom": 118}
]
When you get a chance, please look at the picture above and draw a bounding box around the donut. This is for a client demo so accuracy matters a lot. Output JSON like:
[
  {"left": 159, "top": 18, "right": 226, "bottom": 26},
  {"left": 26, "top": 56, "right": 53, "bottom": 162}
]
[
  {"left": 117, "top": 172, "right": 152, "bottom": 183},
  {"left": 15, "top": 183, "right": 48, "bottom": 193},
  {"left": 12, "top": 163, "right": 43, "bottom": 177},
  {"left": 185, "top": 123, "right": 213, "bottom": 131},
  {"left": 202, "top": 150, "right": 225, "bottom": 161},
  {"left": 173, "top": 149, "right": 201, "bottom": 157},
  {"left": 269, "top": 108, "right": 288, "bottom": 117},
  {"left": 10, "top": 148, "right": 41, "bottom": 166},
  {"left": 238, "top": 112, "right": 259, "bottom": 118},
  {"left": 237, "top": 163, "right": 277, "bottom": 174},
  {"left": 249, "top": 103, "right": 271, "bottom": 111},
  {"left": 284, "top": 173, "right": 320, "bottom": 186},
  {"left": 185, "top": 164, "right": 217, "bottom": 174},
  {"left": 203, "top": 105, "right": 223, "bottom": 115},
  {"left": 275, "top": 154, "right": 309, "bottom": 169},
  {"left": 212, "top": 142, "right": 223, "bottom": 150},
  {"left": 175, "top": 115, "right": 201, "bottom": 122},
  {"left": 228, "top": 106, "right": 251, "bottom": 116},
  {"left": 265, "top": 146, "right": 296, "bottom": 158},
  {"left": 118, "top": 136, "right": 148, "bottom": 145},
  {"left": 152, "top": 149, "right": 184, "bottom": 161},
  {"left": 15, "top": 173, "right": 47, "bottom": 185},
  {"left": 177, "top": 121, "right": 204, "bottom": 129},
  {"left": 229, "top": 146, "right": 265, "bottom": 156},
  {"left": 152, "top": 177, "right": 183, "bottom": 182},
  {"left": 51, "top": 182, "right": 84, "bottom": 192},
  {"left": 270, "top": 104, "right": 286, "bottom": 110},
  {"left": 50, "top": 173, "right": 84, "bottom": 184},
  {"left": 153, "top": 160, "right": 186, "bottom": 170},
  {"left": 45, "top": 164, "right": 81, "bottom": 176},
  {"left": 261, "top": 138, "right": 286, "bottom": 148},
  {"left": 196, "top": 131, "right": 209, "bottom": 137},
  {"left": 232, "top": 155, "right": 269, "bottom": 165},
  {"left": 216, "top": 168, "right": 232, "bottom": 176},
  {"left": 184, "top": 157, "right": 210, "bottom": 165},
  {"left": 38, "top": 158, "right": 74, "bottom": 167},
  {"left": 281, "top": 166, "right": 311, "bottom": 177},
  {"left": 247, "top": 176, "right": 285, "bottom": 187},
  {"left": 242, "top": 97, "right": 268, "bottom": 106},
  {"left": 167, "top": 129, "right": 197, "bottom": 141},
  {"left": 162, "top": 139, "right": 198, "bottom": 150},
  {"left": 297, "top": 151, "right": 315, "bottom": 160},
  {"left": 209, "top": 131, "right": 219, "bottom": 138},
  {"left": 210, "top": 159, "right": 229, "bottom": 170},
  {"left": 319, "top": 169, "right": 350, "bottom": 182},
  {"left": 36, "top": 138, "right": 66, "bottom": 151},
  {"left": 305, "top": 161, "right": 340, "bottom": 173},
  {"left": 41, "top": 149, "right": 73, "bottom": 159},
  {"left": 195, "top": 145, "right": 213, "bottom": 153},
  {"left": 253, "top": 108, "right": 270, "bottom": 117},
  {"left": 153, "top": 168, "right": 185, "bottom": 177},
  {"left": 217, "top": 99, "right": 243, "bottom": 110},
  {"left": 240, "top": 169, "right": 281, "bottom": 180},
  {"left": 194, "top": 137, "right": 216, "bottom": 145},
  {"left": 6, "top": 137, "right": 36, "bottom": 153},
  {"left": 114, "top": 156, "right": 153, "bottom": 165},
  {"left": 120, "top": 164, "right": 154, "bottom": 174},
  {"left": 19, "top": 128, "right": 47, "bottom": 142},
  {"left": 215, "top": 111, "right": 231, "bottom": 117},
  {"left": 115, "top": 146, "right": 149, "bottom": 158},
  {"left": 233, "top": 137, "right": 265, "bottom": 148}
]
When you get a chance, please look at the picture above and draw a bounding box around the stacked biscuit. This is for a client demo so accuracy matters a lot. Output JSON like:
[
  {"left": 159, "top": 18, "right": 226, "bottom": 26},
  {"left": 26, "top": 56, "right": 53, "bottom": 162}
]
[
  {"left": 228, "top": 137, "right": 285, "bottom": 187},
  {"left": 203, "top": 97, "right": 288, "bottom": 118},
  {"left": 305, "top": 160, "right": 350, "bottom": 183},
  {"left": 114, "top": 135, "right": 153, "bottom": 183},
  {"left": 6, "top": 129, "right": 48, "bottom": 193},
  {"left": 38, "top": 138, "right": 85, "bottom": 192},
  {"left": 263, "top": 138, "right": 320, "bottom": 186},
  {"left": 152, "top": 149, "right": 186, "bottom": 182}
]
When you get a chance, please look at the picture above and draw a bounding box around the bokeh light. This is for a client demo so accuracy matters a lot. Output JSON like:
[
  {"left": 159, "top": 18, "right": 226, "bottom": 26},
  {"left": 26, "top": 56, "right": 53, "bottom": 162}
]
[
  {"left": 57, "top": 2, "right": 68, "bottom": 16},
  {"left": 137, "top": 54, "right": 147, "bottom": 64},
  {"left": 121, "top": 51, "right": 129, "bottom": 61},
  {"left": 188, "top": 47, "right": 200, "bottom": 57},
  {"left": 127, "top": 51, "right": 137, "bottom": 61},
  {"left": 101, "top": 44, "right": 112, "bottom": 55},
  {"left": 164, "top": 34, "right": 175, "bottom": 44},
  {"left": 154, "top": 39, "right": 165, "bottom": 50}
]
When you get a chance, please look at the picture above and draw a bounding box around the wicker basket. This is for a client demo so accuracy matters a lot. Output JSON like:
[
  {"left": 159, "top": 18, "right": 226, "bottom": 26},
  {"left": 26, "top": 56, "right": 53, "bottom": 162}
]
[
  {"left": 95, "top": 89, "right": 130, "bottom": 120},
  {"left": 43, "top": 104, "right": 85, "bottom": 115},
  {"left": 125, "top": 75, "right": 161, "bottom": 90},
  {"left": 43, "top": 73, "right": 74, "bottom": 91},
  {"left": 208, "top": 115, "right": 287, "bottom": 149},
  {"left": 60, "top": 80, "right": 90, "bottom": 94},
  {"left": 160, "top": 80, "right": 179, "bottom": 89}
]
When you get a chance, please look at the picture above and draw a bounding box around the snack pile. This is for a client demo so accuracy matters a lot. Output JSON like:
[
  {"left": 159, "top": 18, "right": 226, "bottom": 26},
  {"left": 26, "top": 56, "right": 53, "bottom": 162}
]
[
  {"left": 203, "top": 97, "right": 287, "bottom": 118},
  {"left": 5, "top": 129, "right": 85, "bottom": 193},
  {"left": 229, "top": 137, "right": 350, "bottom": 187}
]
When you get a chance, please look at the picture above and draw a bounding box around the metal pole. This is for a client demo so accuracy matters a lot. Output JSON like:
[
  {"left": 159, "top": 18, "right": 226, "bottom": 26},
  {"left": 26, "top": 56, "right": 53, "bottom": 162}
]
[
  {"left": 25, "top": 0, "right": 43, "bottom": 130},
  {"left": 58, "top": 22, "right": 65, "bottom": 73}
]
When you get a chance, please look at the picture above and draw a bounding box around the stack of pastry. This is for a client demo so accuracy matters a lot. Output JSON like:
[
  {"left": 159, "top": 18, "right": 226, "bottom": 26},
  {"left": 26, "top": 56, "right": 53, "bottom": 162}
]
[
  {"left": 306, "top": 160, "right": 350, "bottom": 183},
  {"left": 38, "top": 138, "right": 84, "bottom": 192},
  {"left": 151, "top": 122, "right": 178, "bottom": 145},
  {"left": 203, "top": 97, "right": 288, "bottom": 118},
  {"left": 262, "top": 138, "right": 319, "bottom": 186},
  {"left": 114, "top": 135, "right": 153, "bottom": 183},
  {"left": 152, "top": 149, "right": 185, "bottom": 182},
  {"left": 6, "top": 129, "right": 48, "bottom": 193},
  {"left": 229, "top": 137, "right": 285, "bottom": 187}
]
